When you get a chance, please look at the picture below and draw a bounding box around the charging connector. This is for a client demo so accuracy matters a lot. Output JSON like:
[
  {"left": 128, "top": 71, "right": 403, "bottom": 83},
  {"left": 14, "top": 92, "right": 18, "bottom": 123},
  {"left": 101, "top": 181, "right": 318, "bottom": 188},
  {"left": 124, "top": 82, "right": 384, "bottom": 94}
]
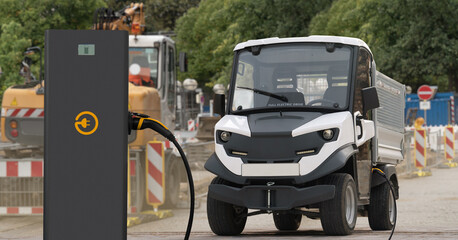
[{"left": 129, "top": 112, "right": 194, "bottom": 240}]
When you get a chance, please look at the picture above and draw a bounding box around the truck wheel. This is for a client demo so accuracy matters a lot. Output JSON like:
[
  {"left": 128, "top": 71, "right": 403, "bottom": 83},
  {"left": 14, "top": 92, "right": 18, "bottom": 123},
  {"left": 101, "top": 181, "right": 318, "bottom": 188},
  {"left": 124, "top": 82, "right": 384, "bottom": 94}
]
[
  {"left": 273, "top": 211, "right": 302, "bottom": 230},
  {"left": 368, "top": 181, "right": 395, "bottom": 230},
  {"left": 319, "top": 173, "right": 357, "bottom": 235},
  {"left": 207, "top": 177, "right": 247, "bottom": 235},
  {"left": 163, "top": 156, "right": 181, "bottom": 208}
]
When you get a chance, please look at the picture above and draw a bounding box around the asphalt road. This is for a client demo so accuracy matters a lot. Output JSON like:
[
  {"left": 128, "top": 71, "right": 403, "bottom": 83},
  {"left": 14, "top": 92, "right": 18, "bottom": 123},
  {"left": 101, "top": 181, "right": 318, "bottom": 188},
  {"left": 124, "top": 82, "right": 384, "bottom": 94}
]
[{"left": 1, "top": 166, "right": 458, "bottom": 239}]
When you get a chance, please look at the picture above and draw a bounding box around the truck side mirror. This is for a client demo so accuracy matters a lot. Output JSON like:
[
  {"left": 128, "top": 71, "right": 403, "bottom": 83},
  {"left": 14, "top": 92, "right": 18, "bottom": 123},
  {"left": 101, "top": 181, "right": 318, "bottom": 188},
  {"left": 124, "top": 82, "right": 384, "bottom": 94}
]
[
  {"left": 362, "top": 86, "right": 379, "bottom": 115},
  {"left": 213, "top": 94, "right": 225, "bottom": 117},
  {"left": 179, "top": 52, "right": 188, "bottom": 72}
]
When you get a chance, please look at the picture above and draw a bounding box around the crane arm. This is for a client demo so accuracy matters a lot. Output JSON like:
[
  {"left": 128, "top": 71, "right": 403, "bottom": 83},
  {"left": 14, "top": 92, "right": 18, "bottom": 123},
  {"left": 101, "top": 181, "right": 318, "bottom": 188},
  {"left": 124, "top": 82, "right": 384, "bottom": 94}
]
[{"left": 92, "top": 3, "right": 145, "bottom": 35}]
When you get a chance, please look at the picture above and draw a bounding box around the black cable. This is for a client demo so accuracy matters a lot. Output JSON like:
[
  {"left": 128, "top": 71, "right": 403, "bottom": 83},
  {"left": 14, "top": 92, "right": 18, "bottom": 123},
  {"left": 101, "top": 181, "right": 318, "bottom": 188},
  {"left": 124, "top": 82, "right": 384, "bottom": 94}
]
[
  {"left": 171, "top": 137, "right": 194, "bottom": 240},
  {"left": 373, "top": 168, "right": 397, "bottom": 240},
  {"left": 130, "top": 114, "right": 194, "bottom": 240}
]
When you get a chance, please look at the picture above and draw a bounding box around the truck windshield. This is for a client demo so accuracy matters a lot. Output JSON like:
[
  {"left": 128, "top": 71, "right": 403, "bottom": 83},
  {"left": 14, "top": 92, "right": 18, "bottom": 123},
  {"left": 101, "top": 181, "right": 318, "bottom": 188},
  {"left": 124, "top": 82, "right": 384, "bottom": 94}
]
[
  {"left": 231, "top": 44, "right": 352, "bottom": 112},
  {"left": 129, "top": 47, "right": 158, "bottom": 87}
]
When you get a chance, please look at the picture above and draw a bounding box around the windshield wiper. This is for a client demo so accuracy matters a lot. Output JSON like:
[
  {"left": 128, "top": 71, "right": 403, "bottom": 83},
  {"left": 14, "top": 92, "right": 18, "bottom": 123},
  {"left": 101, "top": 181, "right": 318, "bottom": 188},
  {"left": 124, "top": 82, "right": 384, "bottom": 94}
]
[{"left": 237, "top": 86, "right": 288, "bottom": 102}]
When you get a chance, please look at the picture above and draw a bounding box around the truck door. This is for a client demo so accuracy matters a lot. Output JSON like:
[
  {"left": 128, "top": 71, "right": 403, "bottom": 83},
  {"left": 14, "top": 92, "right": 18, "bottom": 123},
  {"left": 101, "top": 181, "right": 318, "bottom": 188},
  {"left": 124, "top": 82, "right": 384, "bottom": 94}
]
[
  {"left": 353, "top": 47, "right": 373, "bottom": 203},
  {"left": 159, "top": 41, "right": 176, "bottom": 130}
]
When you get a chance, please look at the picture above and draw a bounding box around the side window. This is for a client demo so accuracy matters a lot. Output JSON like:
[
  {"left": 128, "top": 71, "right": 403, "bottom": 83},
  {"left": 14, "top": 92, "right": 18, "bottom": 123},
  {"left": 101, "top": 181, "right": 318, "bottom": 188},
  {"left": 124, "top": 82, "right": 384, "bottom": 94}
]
[
  {"left": 167, "top": 46, "right": 176, "bottom": 111},
  {"left": 353, "top": 48, "right": 371, "bottom": 118}
]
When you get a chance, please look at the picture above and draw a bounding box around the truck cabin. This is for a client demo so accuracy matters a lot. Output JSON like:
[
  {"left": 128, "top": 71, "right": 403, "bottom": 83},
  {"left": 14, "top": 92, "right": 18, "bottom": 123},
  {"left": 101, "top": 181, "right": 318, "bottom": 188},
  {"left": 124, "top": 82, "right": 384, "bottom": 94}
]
[
  {"left": 230, "top": 39, "right": 374, "bottom": 118},
  {"left": 128, "top": 47, "right": 158, "bottom": 87}
]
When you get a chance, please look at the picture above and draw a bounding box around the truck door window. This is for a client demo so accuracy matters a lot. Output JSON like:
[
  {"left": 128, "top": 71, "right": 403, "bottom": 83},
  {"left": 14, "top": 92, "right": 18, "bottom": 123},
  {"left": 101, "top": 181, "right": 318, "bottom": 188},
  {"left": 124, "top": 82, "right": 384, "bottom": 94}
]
[
  {"left": 168, "top": 46, "right": 176, "bottom": 112},
  {"left": 128, "top": 47, "right": 158, "bottom": 87},
  {"left": 354, "top": 48, "right": 371, "bottom": 119}
]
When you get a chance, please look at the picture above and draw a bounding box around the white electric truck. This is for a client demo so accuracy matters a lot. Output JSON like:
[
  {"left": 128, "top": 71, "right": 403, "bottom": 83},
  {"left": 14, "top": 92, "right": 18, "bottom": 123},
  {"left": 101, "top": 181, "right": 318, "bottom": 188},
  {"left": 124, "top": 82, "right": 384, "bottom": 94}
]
[{"left": 205, "top": 36, "right": 405, "bottom": 235}]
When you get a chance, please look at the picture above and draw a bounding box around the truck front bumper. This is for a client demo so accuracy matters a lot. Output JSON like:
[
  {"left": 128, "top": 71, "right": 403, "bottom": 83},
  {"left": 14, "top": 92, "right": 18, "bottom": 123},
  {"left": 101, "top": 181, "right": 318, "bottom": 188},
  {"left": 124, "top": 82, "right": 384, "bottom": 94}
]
[{"left": 208, "top": 184, "right": 335, "bottom": 210}]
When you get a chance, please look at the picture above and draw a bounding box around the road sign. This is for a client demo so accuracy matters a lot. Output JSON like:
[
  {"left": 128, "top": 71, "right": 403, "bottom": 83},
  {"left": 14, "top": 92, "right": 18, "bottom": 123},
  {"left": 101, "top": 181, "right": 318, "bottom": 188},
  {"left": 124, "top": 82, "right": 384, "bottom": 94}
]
[
  {"left": 417, "top": 85, "right": 433, "bottom": 100},
  {"left": 419, "top": 101, "right": 431, "bottom": 110}
]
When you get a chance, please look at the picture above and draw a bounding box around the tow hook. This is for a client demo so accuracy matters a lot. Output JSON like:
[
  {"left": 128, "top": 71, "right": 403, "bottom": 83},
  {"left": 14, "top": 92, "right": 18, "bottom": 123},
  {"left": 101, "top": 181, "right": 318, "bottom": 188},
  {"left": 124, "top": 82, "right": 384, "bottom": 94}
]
[{"left": 266, "top": 182, "right": 275, "bottom": 213}]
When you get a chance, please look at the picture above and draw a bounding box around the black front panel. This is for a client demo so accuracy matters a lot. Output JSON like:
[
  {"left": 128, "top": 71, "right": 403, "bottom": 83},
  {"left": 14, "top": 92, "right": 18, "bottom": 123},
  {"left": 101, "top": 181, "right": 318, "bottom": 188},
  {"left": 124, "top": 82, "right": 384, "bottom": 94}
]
[
  {"left": 44, "top": 30, "right": 128, "bottom": 240},
  {"left": 219, "top": 129, "right": 339, "bottom": 163}
]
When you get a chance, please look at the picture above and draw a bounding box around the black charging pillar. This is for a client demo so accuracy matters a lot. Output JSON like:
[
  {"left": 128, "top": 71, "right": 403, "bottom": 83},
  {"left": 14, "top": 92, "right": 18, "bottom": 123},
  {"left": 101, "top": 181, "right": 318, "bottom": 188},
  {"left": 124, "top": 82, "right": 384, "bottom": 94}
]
[{"left": 44, "top": 30, "right": 128, "bottom": 240}]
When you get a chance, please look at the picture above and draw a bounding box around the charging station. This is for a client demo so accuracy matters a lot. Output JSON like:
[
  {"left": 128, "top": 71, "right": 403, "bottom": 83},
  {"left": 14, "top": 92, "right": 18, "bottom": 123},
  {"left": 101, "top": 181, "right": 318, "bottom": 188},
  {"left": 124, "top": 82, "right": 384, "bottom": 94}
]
[{"left": 44, "top": 30, "right": 128, "bottom": 240}]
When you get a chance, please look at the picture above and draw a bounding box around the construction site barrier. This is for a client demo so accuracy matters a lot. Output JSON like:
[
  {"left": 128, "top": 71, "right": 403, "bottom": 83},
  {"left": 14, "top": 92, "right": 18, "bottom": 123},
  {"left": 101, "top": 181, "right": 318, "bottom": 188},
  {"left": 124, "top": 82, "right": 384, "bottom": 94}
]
[
  {"left": 444, "top": 126, "right": 457, "bottom": 167},
  {"left": 0, "top": 158, "right": 43, "bottom": 215}
]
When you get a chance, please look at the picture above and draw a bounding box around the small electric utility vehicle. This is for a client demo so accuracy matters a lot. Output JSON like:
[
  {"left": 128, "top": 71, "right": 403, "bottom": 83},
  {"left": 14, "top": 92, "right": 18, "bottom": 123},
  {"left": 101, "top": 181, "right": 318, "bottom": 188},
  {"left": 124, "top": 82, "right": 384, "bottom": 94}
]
[{"left": 205, "top": 36, "right": 405, "bottom": 235}]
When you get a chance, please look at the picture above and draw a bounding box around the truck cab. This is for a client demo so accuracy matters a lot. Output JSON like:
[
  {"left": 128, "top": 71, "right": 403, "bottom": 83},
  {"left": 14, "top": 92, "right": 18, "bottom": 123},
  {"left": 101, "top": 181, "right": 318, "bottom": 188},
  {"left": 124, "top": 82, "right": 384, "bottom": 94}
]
[{"left": 205, "top": 36, "right": 405, "bottom": 236}]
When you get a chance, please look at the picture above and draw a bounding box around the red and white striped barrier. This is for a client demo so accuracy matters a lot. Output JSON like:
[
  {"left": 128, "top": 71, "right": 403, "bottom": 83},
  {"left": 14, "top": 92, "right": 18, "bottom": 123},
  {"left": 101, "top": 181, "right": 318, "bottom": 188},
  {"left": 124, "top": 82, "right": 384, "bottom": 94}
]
[
  {"left": 451, "top": 96, "right": 455, "bottom": 124},
  {"left": 146, "top": 141, "right": 165, "bottom": 207},
  {"left": 0, "top": 207, "right": 43, "bottom": 215},
  {"left": 4, "top": 108, "right": 44, "bottom": 118},
  {"left": 0, "top": 160, "right": 43, "bottom": 177},
  {"left": 187, "top": 119, "right": 195, "bottom": 131},
  {"left": 444, "top": 126, "right": 455, "bottom": 161},
  {"left": 0, "top": 160, "right": 43, "bottom": 215},
  {"left": 128, "top": 157, "right": 137, "bottom": 214},
  {"left": 415, "top": 129, "right": 427, "bottom": 169}
]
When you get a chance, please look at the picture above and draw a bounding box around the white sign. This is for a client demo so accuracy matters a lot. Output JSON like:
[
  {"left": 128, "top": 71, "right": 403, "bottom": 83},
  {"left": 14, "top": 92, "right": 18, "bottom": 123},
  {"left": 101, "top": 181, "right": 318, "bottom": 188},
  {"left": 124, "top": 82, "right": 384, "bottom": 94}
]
[{"left": 419, "top": 101, "right": 431, "bottom": 110}]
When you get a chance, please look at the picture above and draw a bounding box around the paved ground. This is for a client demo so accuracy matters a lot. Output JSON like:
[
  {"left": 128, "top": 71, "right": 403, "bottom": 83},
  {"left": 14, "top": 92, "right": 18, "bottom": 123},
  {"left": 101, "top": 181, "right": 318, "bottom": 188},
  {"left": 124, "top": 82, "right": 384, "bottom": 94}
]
[{"left": 1, "top": 166, "right": 458, "bottom": 239}]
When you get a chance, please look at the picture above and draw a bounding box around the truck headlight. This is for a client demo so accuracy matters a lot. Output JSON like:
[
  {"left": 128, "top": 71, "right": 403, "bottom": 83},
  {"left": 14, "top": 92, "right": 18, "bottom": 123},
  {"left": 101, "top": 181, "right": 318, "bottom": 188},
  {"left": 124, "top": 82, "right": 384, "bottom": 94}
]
[
  {"left": 220, "top": 131, "right": 231, "bottom": 142},
  {"left": 322, "top": 129, "right": 334, "bottom": 140}
]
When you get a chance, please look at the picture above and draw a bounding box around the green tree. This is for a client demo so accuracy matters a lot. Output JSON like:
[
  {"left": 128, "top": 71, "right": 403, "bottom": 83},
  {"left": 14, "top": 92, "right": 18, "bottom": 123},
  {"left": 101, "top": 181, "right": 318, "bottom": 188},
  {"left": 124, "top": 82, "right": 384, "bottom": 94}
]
[
  {"left": 146, "top": 0, "right": 200, "bottom": 32},
  {"left": 175, "top": 0, "right": 333, "bottom": 88},
  {"left": 0, "top": 0, "right": 106, "bottom": 97},
  {"left": 309, "top": 0, "right": 458, "bottom": 92},
  {"left": 0, "top": 22, "right": 31, "bottom": 92}
]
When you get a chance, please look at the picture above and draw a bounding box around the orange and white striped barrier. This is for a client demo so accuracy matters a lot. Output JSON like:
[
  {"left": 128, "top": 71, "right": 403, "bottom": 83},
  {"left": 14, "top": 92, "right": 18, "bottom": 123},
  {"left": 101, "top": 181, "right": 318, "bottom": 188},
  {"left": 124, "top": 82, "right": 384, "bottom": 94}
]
[
  {"left": 146, "top": 141, "right": 165, "bottom": 209},
  {"left": 444, "top": 126, "right": 457, "bottom": 167},
  {"left": 414, "top": 128, "right": 431, "bottom": 176}
]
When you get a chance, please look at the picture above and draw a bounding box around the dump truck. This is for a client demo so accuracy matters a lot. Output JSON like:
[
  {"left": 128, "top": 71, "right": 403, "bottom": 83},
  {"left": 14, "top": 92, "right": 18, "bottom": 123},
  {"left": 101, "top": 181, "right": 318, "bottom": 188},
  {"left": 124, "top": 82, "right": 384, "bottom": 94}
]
[
  {"left": 0, "top": 3, "right": 186, "bottom": 215},
  {"left": 206, "top": 36, "right": 405, "bottom": 235}
]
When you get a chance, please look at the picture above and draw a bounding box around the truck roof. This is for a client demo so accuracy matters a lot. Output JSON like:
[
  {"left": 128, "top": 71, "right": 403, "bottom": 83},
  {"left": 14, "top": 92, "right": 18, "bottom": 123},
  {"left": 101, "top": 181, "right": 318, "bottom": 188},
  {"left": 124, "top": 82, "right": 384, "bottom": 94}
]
[
  {"left": 233, "top": 35, "right": 371, "bottom": 53},
  {"left": 129, "top": 35, "right": 175, "bottom": 47}
]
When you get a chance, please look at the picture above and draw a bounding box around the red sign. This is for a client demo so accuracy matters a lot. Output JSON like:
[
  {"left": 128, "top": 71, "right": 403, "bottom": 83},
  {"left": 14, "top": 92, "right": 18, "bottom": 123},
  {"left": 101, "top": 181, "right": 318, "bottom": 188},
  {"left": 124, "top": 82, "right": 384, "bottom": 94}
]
[{"left": 417, "top": 85, "right": 433, "bottom": 100}]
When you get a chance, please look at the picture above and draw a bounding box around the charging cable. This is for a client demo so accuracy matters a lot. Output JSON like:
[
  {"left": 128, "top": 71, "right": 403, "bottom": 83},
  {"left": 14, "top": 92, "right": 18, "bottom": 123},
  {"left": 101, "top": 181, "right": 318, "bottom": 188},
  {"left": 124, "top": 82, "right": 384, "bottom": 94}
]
[
  {"left": 129, "top": 112, "right": 194, "bottom": 240},
  {"left": 372, "top": 168, "right": 396, "bottom": 240}
]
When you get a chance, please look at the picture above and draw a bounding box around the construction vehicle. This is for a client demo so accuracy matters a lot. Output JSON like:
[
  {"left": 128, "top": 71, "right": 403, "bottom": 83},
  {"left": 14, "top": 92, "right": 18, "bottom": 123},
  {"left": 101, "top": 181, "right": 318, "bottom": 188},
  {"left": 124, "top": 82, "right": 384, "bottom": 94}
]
[
  {"left": 0, "top": 3, "right": 186, "bottom": 215},
  {"left": 206, "top": 36, "right": 405, "bottom": 235}
]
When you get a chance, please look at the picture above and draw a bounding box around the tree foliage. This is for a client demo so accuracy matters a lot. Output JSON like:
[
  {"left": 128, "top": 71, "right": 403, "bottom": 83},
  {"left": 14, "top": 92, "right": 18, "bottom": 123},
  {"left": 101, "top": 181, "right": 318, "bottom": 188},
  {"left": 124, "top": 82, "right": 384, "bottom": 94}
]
[
  {"left": 0, "top": 22, "right": 31, "bottom": 92},
  {"left": 175, "top": 0, "right": 333, "bottom": 88},
  {"left": 309, "top": 0, "right": 458, "bottom": 92},
  {"left": 146, "top": 0, "right": 200, "bottom": 32},
  {"left": 0, "top": 0, "right": 106, "bottom": 98}
]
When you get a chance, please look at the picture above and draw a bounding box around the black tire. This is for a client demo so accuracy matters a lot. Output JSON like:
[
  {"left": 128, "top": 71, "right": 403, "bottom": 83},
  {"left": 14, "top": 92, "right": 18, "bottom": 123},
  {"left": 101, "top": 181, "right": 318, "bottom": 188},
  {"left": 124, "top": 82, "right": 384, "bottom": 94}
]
[
  {"left": 163, "top": 155, "right": 181, "bottom": 208},
  {"left": 319, "top": 173, "right": 357, "bottom": 235},
  {"left": 273, "top": 211, "right": 302, "bottom": 231},
  {"left": 368, "top": 181, "right": 395, "bottom": 230},
  {"left": 207, "top": 177, "right": 247, "bottom": 235}
]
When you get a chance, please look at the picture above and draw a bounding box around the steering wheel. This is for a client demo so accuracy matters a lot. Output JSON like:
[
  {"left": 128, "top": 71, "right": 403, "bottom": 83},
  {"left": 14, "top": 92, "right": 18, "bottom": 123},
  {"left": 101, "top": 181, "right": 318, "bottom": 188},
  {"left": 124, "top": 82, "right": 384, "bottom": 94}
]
[{"left": 307, "top": 98, "right": 337, "bottom": 107}]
